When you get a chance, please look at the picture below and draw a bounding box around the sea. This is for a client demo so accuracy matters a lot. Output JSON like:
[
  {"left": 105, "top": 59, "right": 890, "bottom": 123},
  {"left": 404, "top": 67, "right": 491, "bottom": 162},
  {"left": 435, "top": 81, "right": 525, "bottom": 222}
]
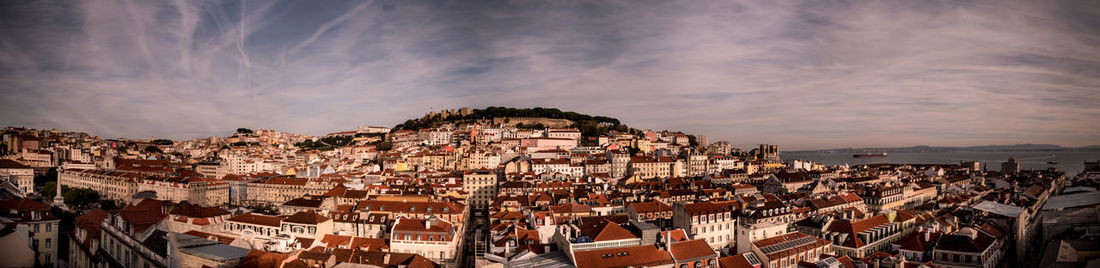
[{"left": 780, "top": 150, "right": 1100, "bottom": 175}]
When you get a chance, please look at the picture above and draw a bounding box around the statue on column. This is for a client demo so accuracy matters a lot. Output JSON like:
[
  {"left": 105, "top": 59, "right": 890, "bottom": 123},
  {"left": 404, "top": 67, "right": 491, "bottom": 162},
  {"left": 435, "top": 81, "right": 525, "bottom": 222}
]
[{"left": 53, "top": 167, "right": 67, "bottom": 210}]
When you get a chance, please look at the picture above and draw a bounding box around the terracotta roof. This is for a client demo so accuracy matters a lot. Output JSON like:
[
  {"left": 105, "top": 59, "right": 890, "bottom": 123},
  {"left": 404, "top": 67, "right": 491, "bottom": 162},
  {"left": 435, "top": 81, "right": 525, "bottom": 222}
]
[
  {"left": 718, "top": 253, "right": 759, "bottom": 268},
  {"left": 660, "top": 229, "right": 690, "bottom": 242},
  {"left": 284, "top": 211, "right": 330, "bottom": 224},
  {"left": 183, "top": 230, "right": 236, "bottom": 244},
  {"left": 170, "top": 202, "right": 229, "bottom": 218},
  {"left": 934, "top": 230, "right": 996, "bottom": 253},
  {"left": 572, "top": 244, "right": 674, "bottom": 268},
  {"left": 669, "top": 239, "right": 717, "bottom": 261},
  {"left": 893, "top": 231, "right": 940, "bottom": 252},
  {"left": 72, "top": 209, "right": 108, "bottom": 251},
  {"left": 393, "top": 217, "right": 453, "bottom": 233},
  {"left": 228, "top": 213, "right": 284, "bottom": 227},
  {"left": 238, "top": 250, "right": 290, "bottom": 268},
  {"left": 593, "top": 220, "right": 636, "bottom": 241},
  {"left": 118, "top": 199, "right": 167, "bottom": 232},
  {"left": 682, "top": 202, "right": 730, "bottom": 215},
  {"left": 0, "top": 198, "right": 51, "bottom": 212},
  {"left": 283, "top": 197, "right": 324, "bottom": 208},
  {"left": 0, "top": 159, "right": 31, "bottom": 169},
  {"left": 345, "top": 251, "right": 438, "bottom": 268},
  {"left": 629, "top": 201, "right": 672, "bottom": 213},
  {"left": 825, "top": 214, "right": 892, "bottom": 248}
]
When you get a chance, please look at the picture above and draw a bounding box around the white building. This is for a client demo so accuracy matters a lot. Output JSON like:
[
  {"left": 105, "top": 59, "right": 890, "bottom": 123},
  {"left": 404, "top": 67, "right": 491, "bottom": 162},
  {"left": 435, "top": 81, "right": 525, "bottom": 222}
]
[{"left": 674, "top": 202, "right": 736, "bottom": 250}]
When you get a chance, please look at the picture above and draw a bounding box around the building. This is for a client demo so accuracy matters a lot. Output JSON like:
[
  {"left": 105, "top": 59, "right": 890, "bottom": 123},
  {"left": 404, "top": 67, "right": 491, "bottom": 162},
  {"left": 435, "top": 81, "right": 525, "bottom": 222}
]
[
  {"left": 0, "top": 220, "right": 36, "bottom": 267},
  {"left": 0, "top": 198, "right": 60, "bottom": 267},
  {"left": 673, "top": 202, "right": 736, "bottom": 250},
  {"left": 138, "top": 177, "right": 230, "bottom": 207},
  {"left": 280, "top": 211, "right": 333, "bottom": 239},
  {"left": 464, "top": 169, "right": 498, "bottom": 210},
  {"left": 59, "top": 168, "right": 142, "bottom": 202},
  {"left": 572, "top": 244, "right": 674, "bottom": 268},
  {"left": 628, "top": 156, "right": 674, "bottom": 179},
  {"left": 389, "top": 216, "right": 461, "bottom": 267},
  {"left": 69, "top": 209, "right": 109, "bottom": 268},
  {"left": 750, "top": 232, "right": 832, "bottom": 268},
  {"left": 99, "top": 198, "right": 171, "bottom": 268},
  {"left": 820, "top": 214, "right": 904, "bottom": 258},
  {"left": 521, "top": 137, "right": 578, "bottom": 152},
  {"left": 931, "top": 227, "right": 1004, "bottom": 268},
  {"left": 0, "top": 159, "right": 35, "bottom": 195},
  {"left": 1000, "top": 157, "right": 1020, "bottom": 174},
  {"left": 626, "top": 201, "right": 674, "bottom": 227},
  {"left": 735, "top": 221, "right": 789, "bottom": 254},
  {"left": 164, "top": 202, "right": 230, "bottom": 234},
  {"left": 552, "top": 218, "right": 652, "bottom": 263},
  {"left": 668, "top": 239, "right": 720, "bottom": 268}
]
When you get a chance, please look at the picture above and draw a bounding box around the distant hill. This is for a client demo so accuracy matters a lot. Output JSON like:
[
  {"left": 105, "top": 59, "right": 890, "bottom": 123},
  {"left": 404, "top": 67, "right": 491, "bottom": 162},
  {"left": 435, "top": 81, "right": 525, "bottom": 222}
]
[
  {"left": 788, "top": 144, "right": 1100, "bottom": 153},
  {"left": 392, "top": 107, "right": 633, "bottom": 137}
]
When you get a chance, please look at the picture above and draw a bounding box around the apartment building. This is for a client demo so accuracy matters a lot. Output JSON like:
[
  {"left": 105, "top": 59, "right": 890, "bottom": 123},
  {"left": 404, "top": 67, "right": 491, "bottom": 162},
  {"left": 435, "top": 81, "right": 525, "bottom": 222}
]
[
  {"left": 750, "top": 232, "right": 832, "bottom": 268},
  {"left": 0, "top": 159, "right": 35, "bottom": 195},
  {"left": 69, "top": 209, "right": 108, "bottom": 268},
  {"left": 58, "top": 169, "right": 141, "bottom": 202},
  {"left": 100, "top": 199, "right": 170, "bottom": 268},
  {"left": 0, "top": 198, "right": 60, "bottom": 267},
  {"left": 673, "top": 202, "right": 736, "bottom": 250},
  {"left": 463, "top": 169, "right": 497, "bottom": 209},
  {"left": 138, "top": 177, "right": 229, "bottom": 207},
  {"left": 390, "top": 216, "right": 461, "bottom": 267}
]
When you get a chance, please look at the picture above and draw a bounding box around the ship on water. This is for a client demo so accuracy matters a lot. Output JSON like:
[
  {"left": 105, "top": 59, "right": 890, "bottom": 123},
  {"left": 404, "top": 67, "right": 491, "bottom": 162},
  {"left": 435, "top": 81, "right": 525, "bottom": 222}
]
[{"left": 853, "top": 152, "right": 888, "bottom": 158}]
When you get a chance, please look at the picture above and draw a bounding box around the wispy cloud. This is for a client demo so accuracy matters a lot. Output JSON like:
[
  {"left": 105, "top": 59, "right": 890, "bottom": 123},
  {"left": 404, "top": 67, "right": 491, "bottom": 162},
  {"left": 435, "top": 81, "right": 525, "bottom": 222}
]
[{"left": 0, "top": 0, "right": 1098, "bottom": 149}]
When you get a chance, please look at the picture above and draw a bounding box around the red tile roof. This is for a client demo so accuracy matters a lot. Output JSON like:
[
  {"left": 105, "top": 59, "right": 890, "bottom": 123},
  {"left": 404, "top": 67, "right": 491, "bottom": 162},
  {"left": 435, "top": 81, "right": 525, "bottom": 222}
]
[
  {"left": 228, "top": 213, "right": 284, "bottom": 227},
  {"left": 594, "top": 221, "right": 636, "bottom": 242},
  {"left": 572, "top": 245, "right": 674, "bottom": 268},
  {"left": 669, "top": 239, "right": 717, "bottom": 261},
  {"left": 284, "top": 211, "right": 330, "bottom": 224}
]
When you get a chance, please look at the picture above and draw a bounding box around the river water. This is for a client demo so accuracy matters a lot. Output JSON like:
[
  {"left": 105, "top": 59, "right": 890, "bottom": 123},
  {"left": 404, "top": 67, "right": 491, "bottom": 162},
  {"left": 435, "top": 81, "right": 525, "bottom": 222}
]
[{"left": 780, "top": 150, "right": 1100, "bottom": 175}]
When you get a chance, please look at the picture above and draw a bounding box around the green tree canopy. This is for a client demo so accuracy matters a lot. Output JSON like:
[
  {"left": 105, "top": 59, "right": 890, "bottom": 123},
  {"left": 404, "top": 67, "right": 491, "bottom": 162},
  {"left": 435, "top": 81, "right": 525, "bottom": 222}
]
[{"left": 144, "top": 145, "right": 164, "bottom": 154}]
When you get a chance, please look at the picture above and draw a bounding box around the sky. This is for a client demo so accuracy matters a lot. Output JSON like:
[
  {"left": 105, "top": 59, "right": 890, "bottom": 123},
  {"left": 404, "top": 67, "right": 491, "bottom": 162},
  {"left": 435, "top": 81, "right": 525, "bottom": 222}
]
[{"left": 1, "top": 0, "right": 1098, "bottom": 150}]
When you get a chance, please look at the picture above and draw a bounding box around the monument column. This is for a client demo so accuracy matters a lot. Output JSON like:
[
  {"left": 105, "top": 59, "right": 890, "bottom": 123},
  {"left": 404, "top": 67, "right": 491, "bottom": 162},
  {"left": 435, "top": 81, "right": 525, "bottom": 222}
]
[{"left": 52, "top": 167, "right": 66, "bottom": 209}]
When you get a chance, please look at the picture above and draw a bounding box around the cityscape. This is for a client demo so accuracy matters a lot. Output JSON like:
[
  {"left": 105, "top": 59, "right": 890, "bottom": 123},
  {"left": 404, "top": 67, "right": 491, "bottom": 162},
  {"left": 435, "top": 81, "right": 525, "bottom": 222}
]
[
  {"left": 1, "top": 107, "right": 1098, "bottom": 268},
  {"left": 2, "top": 1, "right": 1100, "bottom": 268}
]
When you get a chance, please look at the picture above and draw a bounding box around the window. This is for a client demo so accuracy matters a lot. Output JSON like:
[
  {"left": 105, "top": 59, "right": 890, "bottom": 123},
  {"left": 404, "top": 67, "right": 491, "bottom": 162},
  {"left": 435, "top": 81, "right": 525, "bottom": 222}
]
[
  {"left": 34, "top": 224, "right": 39, "bottom": 233},
  {"left": 46, "top": 223, "right": 52, "bottom": 232},
  {"left": 46, "top": 238, "right": 51, "bottom": 248}
]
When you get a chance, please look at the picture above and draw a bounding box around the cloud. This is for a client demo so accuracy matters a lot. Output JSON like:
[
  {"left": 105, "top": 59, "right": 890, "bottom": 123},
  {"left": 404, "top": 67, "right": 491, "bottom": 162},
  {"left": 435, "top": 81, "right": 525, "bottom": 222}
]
[{"left": 0, "top": 0, "right": 1098, "bottom": 150}]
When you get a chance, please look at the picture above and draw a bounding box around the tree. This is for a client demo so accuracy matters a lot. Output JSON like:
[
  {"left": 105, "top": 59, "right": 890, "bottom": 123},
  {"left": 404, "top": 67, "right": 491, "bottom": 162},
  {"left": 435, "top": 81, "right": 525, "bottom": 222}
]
[
  {"left": 236, "top": 128, "right": 253, "bottom": 134},
  {"left": 34, "top": 167, "right": 57, "bottom": 188},
  {"left": 144, "top": 145, "right": 163, "bottom": 154},
  {"left": 64, "top": 188, "right": 101, "bottom": 209},
  {"left": 42, "top": 182, "right": 101, "bottom": 210},
  {"left": 376, "top": 141, "right": 394, "bottom": 151},
  {"left": 41, "top": 181, "right": 59, "bottom": 199}
]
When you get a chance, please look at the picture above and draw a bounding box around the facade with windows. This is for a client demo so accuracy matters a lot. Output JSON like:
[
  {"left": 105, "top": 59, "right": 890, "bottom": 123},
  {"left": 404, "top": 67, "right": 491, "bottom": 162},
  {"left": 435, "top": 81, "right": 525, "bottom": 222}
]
[
  {"left": 389, "top": 216, "right": 460, "bottom": 267},
  {"left": 673, "top": 202, "right": 736, "bottom": 250}
]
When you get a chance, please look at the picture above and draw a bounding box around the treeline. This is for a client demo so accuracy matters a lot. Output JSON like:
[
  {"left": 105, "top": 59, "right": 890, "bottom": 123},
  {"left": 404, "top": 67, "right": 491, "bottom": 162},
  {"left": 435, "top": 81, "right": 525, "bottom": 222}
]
[
  {"left": 394, "top": 107, "right": 624, "bottom": 132},
  {"left": 295, "top": 135, "right": 355, "bottom": 151}
]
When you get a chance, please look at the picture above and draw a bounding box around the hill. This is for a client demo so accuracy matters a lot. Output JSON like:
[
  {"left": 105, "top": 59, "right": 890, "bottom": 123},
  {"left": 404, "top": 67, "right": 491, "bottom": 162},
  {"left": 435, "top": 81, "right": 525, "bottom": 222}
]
[{"left": 392, "top": 107, "right": 632, "bottom": 138}]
